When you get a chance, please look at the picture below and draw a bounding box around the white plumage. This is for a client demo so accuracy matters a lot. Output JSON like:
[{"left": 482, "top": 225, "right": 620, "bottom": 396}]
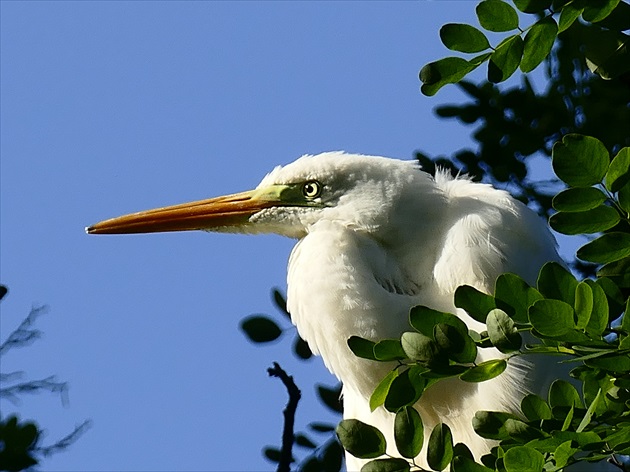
[{"left": 88, "top": 152, "right": 563, "bottom": 469}]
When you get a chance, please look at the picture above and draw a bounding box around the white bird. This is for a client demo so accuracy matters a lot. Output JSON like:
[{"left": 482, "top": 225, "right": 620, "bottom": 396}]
[{"left": 87, "top": 152, "right": 562, "bottom": 470}]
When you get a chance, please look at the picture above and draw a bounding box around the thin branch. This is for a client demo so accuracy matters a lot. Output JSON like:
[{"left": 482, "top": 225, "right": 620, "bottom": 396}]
[
  {"left": 0, "top": 305, "right": 48, "bottom": 356},
  {"left": 35, "top": 420, "right": 92, "bottom": 457},
  {"left": 268, "top": 362, "right": 301, "bottom": 472}
]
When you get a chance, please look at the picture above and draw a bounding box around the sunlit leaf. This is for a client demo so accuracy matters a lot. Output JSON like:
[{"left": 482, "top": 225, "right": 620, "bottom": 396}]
[
  {"left": 549, "top": 380, "right": 582, "bottom": 408},
  {"left": 503, "top": 446, "right": 544, "bottom": 472},
  {"left": 552, "top": 134, "right": 610, "bottom": 187},
  {"left": 558, "top": 4, "right": 584, "bottom": 32},
  {"left": 488, "top": 35, "right": 524, "bottom": 83},
  {"left": 494, "top": 273, "right": 543, "bottom": 323},
  {"left": 476, "top": 0, "right": 519, "bottom": 32},
  {"left": 584, "top": 279, "right": 609, "bottom": 336},
  {"left": 537, "top": 262, "right": 578, "bottom": 304},
  {"left": 440, "top": 24, "right": 490, "bottom": 53},
  {"left": 549, "top": 206, "right": 620, "bottom": 235},
  {"left": 427, "top": 423, "right": 453, "bottom": 471},
  {"left": 460, "top": 359, "right": 507, "bottom": 382},
  {"left": 336, "top": 419, "right": 386, "bottom": 459},
  {"left": 574, "top": 281, "right": 593, "bottom": 330},
  {"left": 605, "top": 147, "right": 630, "bottom": 192},
  {"left": 394, "top": 406, "right": 423, "bottom": 458},
  {"left": 521, "top": 16, "right": 558, "bottom": 72},
  {"left": 578, "top": 232, "right": 630, "bottom": 264},
  {"left": 513, "top": 0, "right": 551, "bottom": 13},
  {"left": 529, "top": 299, "right": 575, "bottom": 336},
  {"left": 420, "top": 57, "right": 477, "bottom": 96},
  {"left": 454, "top": 285, "right": 496, "bottom": 323},
  {"left": 552, "top": 187, "right": 607, "bottom": 212},
  {"left": 486, "top": 309, "right": 521, "bottom": 353},
  {"left": 370, "top": 369, "right": 399, "bottom": 412},
  {"left": 374, "top": 339, "right": 407, "bottom": 361}
]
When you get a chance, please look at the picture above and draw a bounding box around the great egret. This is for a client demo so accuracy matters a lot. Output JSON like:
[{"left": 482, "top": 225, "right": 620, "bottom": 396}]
[{"left": 88, "top": 152, "right": 562, "bottom": 469}]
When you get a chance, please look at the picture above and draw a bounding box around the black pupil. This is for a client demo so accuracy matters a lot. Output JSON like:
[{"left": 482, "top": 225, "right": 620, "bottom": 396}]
[{"left": 304, "top": 182, "right": 319, "bottom": 197}]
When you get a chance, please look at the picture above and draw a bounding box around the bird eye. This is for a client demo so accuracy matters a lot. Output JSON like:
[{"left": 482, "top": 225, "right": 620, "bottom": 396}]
[{"left": 302, "top": 180, "right": 322, "bottom": 199}]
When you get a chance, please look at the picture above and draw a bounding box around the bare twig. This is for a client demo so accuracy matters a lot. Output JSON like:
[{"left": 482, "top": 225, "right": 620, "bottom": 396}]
[{"left": 268, "top": 362, "right": 301, "bottom": 472}]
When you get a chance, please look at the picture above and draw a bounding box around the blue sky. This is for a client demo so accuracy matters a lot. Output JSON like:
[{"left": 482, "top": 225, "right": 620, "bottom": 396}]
[{"left": 0, "top": 2, "right": 546, "bottom": 471}]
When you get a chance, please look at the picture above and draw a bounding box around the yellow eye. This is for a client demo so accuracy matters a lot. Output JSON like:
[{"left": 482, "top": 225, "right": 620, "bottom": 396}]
[{"left": 302, "top": 180, "right": 322, "bottom": 199}]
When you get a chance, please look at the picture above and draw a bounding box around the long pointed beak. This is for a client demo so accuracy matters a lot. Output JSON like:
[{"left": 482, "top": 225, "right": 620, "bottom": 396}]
[{"left": 86, "top": 189, "right": 281, "bottom": 235}]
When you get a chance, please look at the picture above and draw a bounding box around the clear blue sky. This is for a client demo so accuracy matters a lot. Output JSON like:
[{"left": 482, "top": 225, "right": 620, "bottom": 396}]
[{"left": 1, "top": 2, "right": 550, "bottom": 471}]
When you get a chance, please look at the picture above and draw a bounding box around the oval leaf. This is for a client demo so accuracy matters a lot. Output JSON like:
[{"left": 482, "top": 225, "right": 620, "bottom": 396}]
[
  {"left": 477, "top": 0, "right": 520, "bottom": 32},
  {"left": 513, "top": 0, "right": 551, "bottom": 13},
  {"left": 348, "top": 336, "right": 377, "bottom": 360},
  {"left": 549, "top": 206, "right": 620, "bottom": 235},
  {"left": 374, "top": 339, "right": 407, "bottom": 361},
  {"left": 574, "top": 281, "right": 593, "bottom": 330},
  {"left": 503, "top": 446, "right": 544, "bottom": 472},
  {"left": 549, "top": 380, "right": 582, "bottom": 408},
  {"left": 336, "top": 419, "right": 386, "bottom": 459},
  {"left": 537, "top": 261, "right": 578, "bottom": 304},
  {"left": 559, "top": 4, "right": 584, "bottom": 32},
  {"left": 577, "top": 232, "right": 630, "bottom": 264},
  {"left": 486, "top": 308, "right": 522, "bottom": 353},
  {"left": 394, "top": 406, "right": 424, "bottom": 459},
  {"left": 552, "top": 187, "right": 608, "bottom": 212},
  {"left": 361, "top": 458, "right": 411, "bottom": 472},
  {"left": 521, "top": 394, "right": 552, "bottom": 421},
  {"left": 606, "top": 147, "right": 630, "bottom": 192},
  {"left": 420, "top": 57, "right": 476, "bottom": 96},
  {"left": 370, "top": 369, "right": 399, "bottom": 412},
  {"left": 460, "top": 359, "right": 507, "bottom": 382},
  {"left": 454, "top": 285, "right": 496, "bottom": 323},
  {"left": 384, "top": 368, "right": 426, "bottom": 412},
  {"left": 240, "top": 316, "right": 282, "bottom": 343},
  {"left": 473, "top": 411, "right": 520, "bottom": 440},
  {"left": 521, "top": 17, "right": 558, "bottom": 72},
  {"left": 494, "top": 273, "right": 543, "bottom": 324},
  {"left": 401, "top": 332, "right": 439, "bottom": 364},
  {"left": 488, "top": 35, "right": 524, "bottom": 83},
  {"left": 440, "top": 23, "right": 490, "bottom": 53},
  {"left": 433, "top": 322, "right": 478, "bottom": 364},
  {"left": 552, "top": 134, "right": 610, "bottom": 187},
  {"left": 427, "top": 423, "right": 453, "bottom": 471},
  {"left": 528, "top": 299, "right": 575, "bottom": 336}
]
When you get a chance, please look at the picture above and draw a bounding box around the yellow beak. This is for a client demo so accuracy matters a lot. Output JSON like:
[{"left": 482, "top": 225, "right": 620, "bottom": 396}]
[{"left": 86, "top": 188, "right": 283, "bottom": 235}]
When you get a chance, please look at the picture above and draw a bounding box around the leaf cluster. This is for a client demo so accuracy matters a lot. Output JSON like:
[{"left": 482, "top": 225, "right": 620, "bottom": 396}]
[
  {"left": 420, "top": 0, "right": 630, "bottom": 96},
  {"left": 340, "top": 259, "right": 630, "bottom": 471}
]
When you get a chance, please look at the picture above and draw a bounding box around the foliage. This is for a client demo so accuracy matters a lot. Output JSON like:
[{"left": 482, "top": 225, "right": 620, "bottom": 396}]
[
  {"left": 243, "top": 1, "right": 630, "bottom": 471},
  {"left": 0, "top": 286, "right": 90, "bottom": 471}
]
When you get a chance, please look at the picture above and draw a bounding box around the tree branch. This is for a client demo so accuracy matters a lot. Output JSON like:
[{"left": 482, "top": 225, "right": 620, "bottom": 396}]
[{"left": 267, "top": 362, "right": 301, "bottom": 472}]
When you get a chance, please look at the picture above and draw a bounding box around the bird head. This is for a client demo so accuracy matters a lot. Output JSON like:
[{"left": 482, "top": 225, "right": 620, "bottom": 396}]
[{"left": 87, "top": 152, "right": 437, "bottom": 240}]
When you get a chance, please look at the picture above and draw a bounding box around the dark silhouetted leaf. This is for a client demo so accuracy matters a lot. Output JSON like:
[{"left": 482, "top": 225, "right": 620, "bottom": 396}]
[
  {"left": 293, "top": 336, "right": 313, "bottom": 360},
  {"left": 240, "top": 316, "right": 282, "bottom": 343},
  {"left": 473, "top": 411, "right": 520, "bottom": 440},
  {"left": 361, "top": 458, "right": 411, "bottom": 472},
  {"left": 348, "top": 336, "right": 377, "bottom": 360},
  {"left": 318, "top": 384, "right": 343, "bottom": 414}
]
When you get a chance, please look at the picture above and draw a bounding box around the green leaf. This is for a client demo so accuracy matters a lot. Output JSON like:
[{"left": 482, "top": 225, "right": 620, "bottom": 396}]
[
  {"left": 504, "top": 418, "right": 545, "bottom": 441},
  {"left": 420, "top": 57, "right": 476, "bottom": 96},
  {"left": 486, "top": 309, "right": 522, "bottom": 353},
  {"left": 476, "top": 0, "right": 519, "bottom": 32},
  {"left": 521, "top": 17, "right": 558, "bottom": 73},
  {"left": 553, "top": 441, "right": 578, "bottom": 469},
  {"left": 623, "top": 296, "right": 630, "bottom": 333},
  {"left": 598, "top": 256, "right": 630, "bottom": 287},
  {"left": 494, "top": 273, "right": 543, "bottom": 323},
  {"left": 401, "top": 331, "right": 440, "bottom": 364},
  {"left": 433, "top": 322, "right": 478, "bottom": 363},
  {"left": 513, "top": 0, "right": 551, "bottom": 13},
  {"left": 549, "top": 206, "right": 620, "bottom": 235},
  {"left": 454, "top": 285, "right": 496, "bottom": 323},
  {"left": 552, "top": 187, "right": 608, "bottom": 212},
  {"left": 384, "top": 367, "right": 425, "bottom": 412},
  {"left": 574, "top": 281, "right": 593, "bottom": 330},
  {"left": 578, "top": 232, "right": 630, "bottom": 263},
  {"left": 394, "top": 406, "right": 423, "bottom": 459},
  {"left": 374, "top": 339, "right": 407, "bottom": 361},
  {"left": 561, "top": 405, "right": 574, "bottom": 430},
  {"left": 427, "top": 423, "right": 453, "bottom": 471},
  {"left": 488, "top": 35, "right": 524, "bottom": 83},
  {"left": 472, "top": 410, "right": 520, "bottom": 440},
  {"left": 552, "top": 134, "right": 610, "bottom": 187},
  {"left": 537, "top": 262, "right": 578, "bottom": 304},
  {"left": 584, "top": 352, "right": 630, "bottom": 372},
  {"left": 559, "top": 4, "right": 584, "bottom": 32},
  {"left": 440, "top": 24, "right": 490, "bottom": 53},
  {"left": 503, "top": 446, "right": 544, "bottom": 472},
  {"left": 618, "top": 181, "right": 630, "bottom": 213},
  {"left": 451, "top": 455, "right": 494, "bottom": 472},
  {"left": 584, "top": 279, "right": 609, "bottom": 336},
  {"left": 460, "top": 359, "right": 507, "bottom": 382},
  {"left": 584, "top": 28, "right": 630, "bottom": 80},
  {"left": 409, "top": 306, "right": 471, "bottom": 340},
  {"left": 606, "top": 147, "right": 630, "bottom": 192},
  {"left": 348, "top": 336, "right": 377, "bottom": 360},
  {"left": 528, "top": 299, "right": 575, "bottom": 336},
  {"left": 576, "top": 388, "right": 601, "bottom": 433},
  {"left": 239, "top": 315, "right": 283, "bottom": 343},
  {"left": 549, "top": 380, "right": 582, "bottom": 408},
  {"left": 370, "top": 369, "right": 399, "bottom": 411},
  {"left": 583, "top": 0, "right": 622, "bottom": 23},
  {"left": 361, "top": 458, "right": 411, "bottom": 472},
  {"left": 521, "top": 394, "right": 552, "bottom": 421},
  {"left": 336, "top": 419, "right": 386, "bottom": 459}
]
